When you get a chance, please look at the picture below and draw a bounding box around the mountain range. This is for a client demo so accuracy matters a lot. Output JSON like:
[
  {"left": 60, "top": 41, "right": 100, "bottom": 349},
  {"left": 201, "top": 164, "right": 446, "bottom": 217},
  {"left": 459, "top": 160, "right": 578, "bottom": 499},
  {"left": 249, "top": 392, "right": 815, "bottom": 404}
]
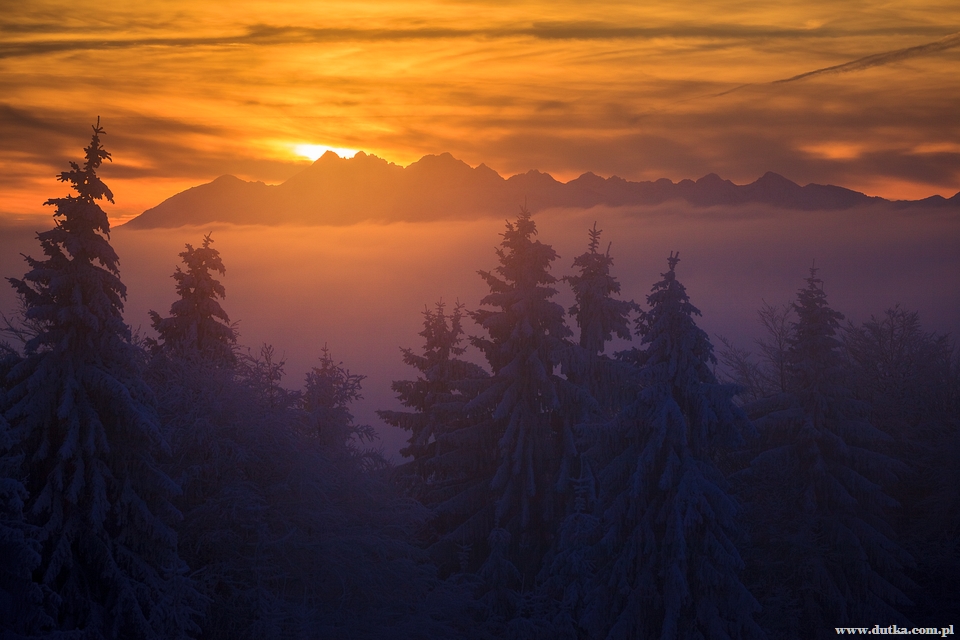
[{"left": 122, "top": 151, "right": 960, "bottom": 228}]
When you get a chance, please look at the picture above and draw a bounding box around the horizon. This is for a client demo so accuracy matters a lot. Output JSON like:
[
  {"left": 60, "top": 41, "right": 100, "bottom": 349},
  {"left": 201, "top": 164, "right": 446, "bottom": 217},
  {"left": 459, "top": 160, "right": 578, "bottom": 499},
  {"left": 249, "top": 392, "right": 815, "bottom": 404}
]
[
  {"left": 9, "top": 144, "right": 960, "bottom": 228},
  {"left": 2, "top": 1, "right": 959, "bottom": 223},
  {"left": 2, "top": 5, "right": 959, "bottom": 633},
  {"left": 146, "top": 146, "right": 960, "bottom": 191}
]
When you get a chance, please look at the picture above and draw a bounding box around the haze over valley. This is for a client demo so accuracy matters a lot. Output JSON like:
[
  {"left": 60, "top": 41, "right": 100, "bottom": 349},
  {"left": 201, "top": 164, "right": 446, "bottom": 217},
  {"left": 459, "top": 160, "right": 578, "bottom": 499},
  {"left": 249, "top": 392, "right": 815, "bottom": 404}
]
[
  {"left": 2, "top": 1, "right": 958, "bottom": 636},
  {"left": 3, "top": 184, "right": 958, "bottom": 457}
]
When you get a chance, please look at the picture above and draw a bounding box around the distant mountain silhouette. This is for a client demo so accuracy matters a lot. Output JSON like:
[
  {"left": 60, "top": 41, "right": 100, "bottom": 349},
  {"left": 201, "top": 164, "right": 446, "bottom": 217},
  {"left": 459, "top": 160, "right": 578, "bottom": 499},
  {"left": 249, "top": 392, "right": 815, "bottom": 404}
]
[{"left": 122, "top": 151, "right": 959, "bottom": 228}]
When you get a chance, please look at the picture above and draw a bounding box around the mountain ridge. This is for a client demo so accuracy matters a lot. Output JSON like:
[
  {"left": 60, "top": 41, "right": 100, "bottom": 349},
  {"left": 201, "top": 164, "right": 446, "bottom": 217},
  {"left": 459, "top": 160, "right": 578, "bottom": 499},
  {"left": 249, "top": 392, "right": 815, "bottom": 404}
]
[{"left": 122, "top": 151, "right": 960, "bottom": 228}]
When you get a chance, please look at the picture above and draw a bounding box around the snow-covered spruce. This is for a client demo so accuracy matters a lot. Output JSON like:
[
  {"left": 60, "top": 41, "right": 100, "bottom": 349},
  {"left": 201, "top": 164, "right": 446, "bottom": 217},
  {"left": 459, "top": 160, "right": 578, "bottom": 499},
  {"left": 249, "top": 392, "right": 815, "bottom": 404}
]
[
  {"left": 560, "top": 223, "right": 637, "bottom": 419},
  {"left": 377, "top": 301, "right": 495, "bottom": 574},
  {"left": 0, "top": 343, "right": 63, "bottom": 637},
  {"left": 536, "top": 458, "right": 602, "bottom": 639},
  {"left": 467, "top": 209, "right": 581, "bottom": 582},
  {"left": 3, "top": 121, "right": 201, "bottom": 639},
  {"left": 738, "top": 268, "right": 913, "bottom": 636},
  {"left": 148, "top": 233, "right": 237, "bottom": 366},
  {"left": 584, "top": 252, "right": 763, "bottom": 640}
]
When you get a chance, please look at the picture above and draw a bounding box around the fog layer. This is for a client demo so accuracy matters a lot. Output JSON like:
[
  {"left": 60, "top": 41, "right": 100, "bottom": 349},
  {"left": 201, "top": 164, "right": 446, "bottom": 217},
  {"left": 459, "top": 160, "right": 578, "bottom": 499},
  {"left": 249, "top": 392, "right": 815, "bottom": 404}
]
[{"left": 2, "top": 203, "right": 958, "bottom": 458}]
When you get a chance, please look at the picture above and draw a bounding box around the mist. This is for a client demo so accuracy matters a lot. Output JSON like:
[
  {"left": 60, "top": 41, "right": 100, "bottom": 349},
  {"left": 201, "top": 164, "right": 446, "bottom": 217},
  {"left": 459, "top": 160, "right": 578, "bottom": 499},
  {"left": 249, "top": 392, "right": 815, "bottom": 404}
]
[{"left": 5, "top": 203, "right": 956, "bottom": 459}]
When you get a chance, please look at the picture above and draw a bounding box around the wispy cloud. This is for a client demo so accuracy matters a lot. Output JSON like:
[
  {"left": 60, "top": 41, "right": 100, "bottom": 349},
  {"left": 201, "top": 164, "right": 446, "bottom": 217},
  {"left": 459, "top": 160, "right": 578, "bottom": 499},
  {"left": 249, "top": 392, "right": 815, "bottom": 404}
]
[
  {"left": 710, "top": 31, "right": 960, "bottom": 99},
  {"left": 773, "top": 31, "right": 960, "bottom": 83},
  {"left": 1, "top": 22, "right": 957, "bottom": 59},
  {"left": 1, "top": 0, "right": 958, "bottom": 214}
]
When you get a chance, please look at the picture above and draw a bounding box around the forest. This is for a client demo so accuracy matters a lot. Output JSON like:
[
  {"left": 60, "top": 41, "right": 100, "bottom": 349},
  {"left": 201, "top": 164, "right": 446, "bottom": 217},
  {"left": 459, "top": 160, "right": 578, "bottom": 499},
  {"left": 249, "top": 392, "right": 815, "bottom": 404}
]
[{"left": 1, "top": 126, "right": 958, "bottom": 640}]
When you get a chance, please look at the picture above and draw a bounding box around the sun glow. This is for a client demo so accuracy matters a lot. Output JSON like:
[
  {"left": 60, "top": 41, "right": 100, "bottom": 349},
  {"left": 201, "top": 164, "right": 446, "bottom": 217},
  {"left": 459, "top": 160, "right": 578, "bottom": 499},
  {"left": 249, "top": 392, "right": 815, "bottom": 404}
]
[{"left": 294, "top": 144, "right": 360, "bottom": 161}]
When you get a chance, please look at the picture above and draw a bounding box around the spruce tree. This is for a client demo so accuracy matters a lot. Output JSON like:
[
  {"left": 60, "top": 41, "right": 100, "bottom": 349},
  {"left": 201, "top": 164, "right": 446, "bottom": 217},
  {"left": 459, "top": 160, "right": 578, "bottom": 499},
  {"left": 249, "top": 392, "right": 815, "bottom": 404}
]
[
  {"left": 560, "top": 223, "right": 636, "bottom": 419},
  {"left": 477, "top": 527, "right": 523, "bottom": 623},
  {"left": 536, "top": 459, "right": 602, "bottom": 639},
  {"left": 0, "top": 343, "right": 58, "bottom": 637},
  {"left": 302, "top": 346, "right": 375, "bottom": 451},
  {"left": 843, "top": 308, "right": 959, "bottom": 622},
  {"left": 584, "top": 253, "right": 762, "bottom": 640},
  {"left": 379, "top": 301, "right": 485, "bottom": 479},
  {"left": 378, "top": 302, "right": 495, "bottom": 572},
  {"left": 565, "top": 223, "right": 633, "bottom": 356},
  {"left": 739, "top": 268, "right": 913, "bottom": 636},
  {"left": 3, "top": 121, "right": 199, "bottom": 638},
  {"left": 468, "top": 208, "right": 576, "bottom": 581},
  {"left": 148, "top": 232, "right": 237, "bottom": 365}
]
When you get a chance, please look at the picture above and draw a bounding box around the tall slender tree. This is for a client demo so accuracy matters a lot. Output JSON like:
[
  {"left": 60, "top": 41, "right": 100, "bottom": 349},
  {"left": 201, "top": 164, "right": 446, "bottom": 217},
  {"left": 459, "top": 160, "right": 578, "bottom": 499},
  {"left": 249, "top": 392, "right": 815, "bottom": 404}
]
[
  {"left": 467, "top": 208, "right": 576, "bottom": 581},
  {"left": 302, "top": 345, "right": 375, "bottom": 451},
  {"left": 3, "top": 121, "right": 199, "bottom": 638},
  {"left": 0, "top": 343, "right": 58, "bottom": 637},
  {"left": 842, "top": 307, "right": 958, "bottom": 625},
  {"left": 565, "top": 223, "right": 634, "bottom": 356},
  {"left": 562, "top": 222, "right": 636, "bottom": 418},
  {"left": 739, "top": 268, "right": 913, "bottom": 636},
  {"left": 378, "top": 302, "right": 494, "bottom": 572},
  {"left": 584, "top": 253, "right": 762, "bottom": 640},
  {"left": 379, "top": 301, "right": 486, "bottom": 479},
  {"left": 149, "top": 233, "right": 237, "bottom": 365}
]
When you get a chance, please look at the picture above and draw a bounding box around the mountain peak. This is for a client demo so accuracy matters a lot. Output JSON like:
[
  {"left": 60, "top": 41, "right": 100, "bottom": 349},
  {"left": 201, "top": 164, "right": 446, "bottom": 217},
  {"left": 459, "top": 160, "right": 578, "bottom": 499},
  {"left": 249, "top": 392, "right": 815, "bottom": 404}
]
[
  {"left": 211, "top": 174, "right": 243, "bottom": 184},
  {"left": 315, "top": 150, "right": 342, "bottom": 163},
  {"left": 696, "top": 173, "right": 727, "bottom": 185},
  {"left": 407, "top": 152, "right": 468, "bottom": 169},
  {"left": 121, "top": 151, "right": 955, "bottom": 228},
  {"left": 753, "top": 171, "right": 798, "bottom": 187}
]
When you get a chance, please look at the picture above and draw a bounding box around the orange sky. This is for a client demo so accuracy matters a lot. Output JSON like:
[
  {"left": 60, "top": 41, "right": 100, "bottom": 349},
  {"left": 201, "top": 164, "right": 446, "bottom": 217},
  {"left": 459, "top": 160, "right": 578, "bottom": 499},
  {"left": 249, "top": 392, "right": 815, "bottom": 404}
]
[{"left": 2, "top": 0, "right": 959, "bottom": 222}]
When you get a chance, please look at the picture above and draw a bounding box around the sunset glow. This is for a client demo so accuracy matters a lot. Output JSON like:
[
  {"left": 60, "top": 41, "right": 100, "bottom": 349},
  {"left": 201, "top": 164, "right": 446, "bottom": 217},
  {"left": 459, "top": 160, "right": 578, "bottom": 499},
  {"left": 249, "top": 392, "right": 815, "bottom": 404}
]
[
  {"left": 293, "top": 144, "right": 360, "bottom": 161},
  {"left": 1, "top": 4, "right": 959, "bottom": 633},
  {"left": 1, "top": 1, "right": 957, "bottom": 221}
]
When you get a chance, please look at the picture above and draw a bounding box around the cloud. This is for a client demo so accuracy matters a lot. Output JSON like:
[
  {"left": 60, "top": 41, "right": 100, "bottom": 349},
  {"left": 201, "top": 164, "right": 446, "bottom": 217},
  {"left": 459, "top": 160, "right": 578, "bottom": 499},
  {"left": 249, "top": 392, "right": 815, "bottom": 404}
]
[
  {"left": 2, "top": 21, "right": 957, "bottom": 60},
  {"left": 1, "top": 1, "right": 958, "bottom": 211},
  {"left": 713, "top": 31, "right": 960, "bottom": 98},
  {"left": 773, "top": 32, "right": 960, "bottom": 83},
  {"left": 0, "top": 105, "right": 240, "bottom": 176}
]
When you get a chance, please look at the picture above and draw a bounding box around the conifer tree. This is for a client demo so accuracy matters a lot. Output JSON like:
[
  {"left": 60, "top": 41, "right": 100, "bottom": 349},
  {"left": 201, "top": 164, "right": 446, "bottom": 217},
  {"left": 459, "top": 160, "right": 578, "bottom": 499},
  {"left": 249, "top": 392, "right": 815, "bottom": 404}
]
[
  {"left": 843, "top": 308, "right": 959, "bottom": 622},
  {"left": 379, "top": 301, "right": 486, "bottom": 478},
  {"left": 302, "top": 346, "right": 376, "bottom": 451},
  {"left": 468, "top": 209, "right": 576, "bottom": 581},
  {"left": 537, "top": 458, "right": 602, "bottom": 639},
  {"left": 378, "top": 302, "right": 495, "bottom": 571},
  {"left": 584, "top": 253, "right": 762, "bottom": 640},
  {"left": 240, "top": 343, "right": 296, "bottom": 410},
  {"left": 739, "top": 268, "right": 913, "bottom": 636},
  {"left": 477, "top": 527, "right": 523, "bottom": 623},
  {"left": 149, "top": 233, "right": 237, "bottom": 365},
  {"left": 3, "top": 121, "right": 199, "bottom": 638},
  {"left": 562, "top": 223, "right": 636, "bottom": 417},
  {"left": 0, "top": 343, "right": 58, "bottom": 637},
  {"left": 565, "top": 223, "right": 634, "bottom": 356}
]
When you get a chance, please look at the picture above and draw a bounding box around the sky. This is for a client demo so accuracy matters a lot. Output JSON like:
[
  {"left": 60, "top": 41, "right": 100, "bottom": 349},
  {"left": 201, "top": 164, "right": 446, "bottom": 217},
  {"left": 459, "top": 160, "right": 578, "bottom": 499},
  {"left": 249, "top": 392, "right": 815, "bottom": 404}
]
[{"left": 2, "top": 0, "right": 959, "bottom": 222}]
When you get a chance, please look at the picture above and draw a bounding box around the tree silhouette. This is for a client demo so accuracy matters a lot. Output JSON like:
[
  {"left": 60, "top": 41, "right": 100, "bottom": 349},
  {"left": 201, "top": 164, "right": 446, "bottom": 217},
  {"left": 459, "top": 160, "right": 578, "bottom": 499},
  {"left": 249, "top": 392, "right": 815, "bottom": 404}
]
[
  {"left": 585, "top": 253, "right": 762, "bottom": 640},
  {"left": 468, "top": 209, "right": 575, "bottom": 581},
  {"left": 149, "top": 233, "right": 237, "bottom": 365},
  {"left": 378, "top": 302, "right": 495, "bottom": 572},
  {"left": 739, "top": 268, "right": 913, "bottom": 636},
  {"left": 4, "top": 121, "right": 200, "bottom": 638},
  {"left": 561, "top": 222, "right": 636, "bottom": 419}
]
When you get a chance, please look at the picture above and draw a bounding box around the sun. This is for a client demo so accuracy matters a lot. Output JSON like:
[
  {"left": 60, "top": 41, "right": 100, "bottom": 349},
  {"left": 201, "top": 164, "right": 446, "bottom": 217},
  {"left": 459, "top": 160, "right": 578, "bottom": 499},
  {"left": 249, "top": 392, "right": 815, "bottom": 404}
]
[{"left": 293, "top": 144, "right": 360, "bottom": 161}]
